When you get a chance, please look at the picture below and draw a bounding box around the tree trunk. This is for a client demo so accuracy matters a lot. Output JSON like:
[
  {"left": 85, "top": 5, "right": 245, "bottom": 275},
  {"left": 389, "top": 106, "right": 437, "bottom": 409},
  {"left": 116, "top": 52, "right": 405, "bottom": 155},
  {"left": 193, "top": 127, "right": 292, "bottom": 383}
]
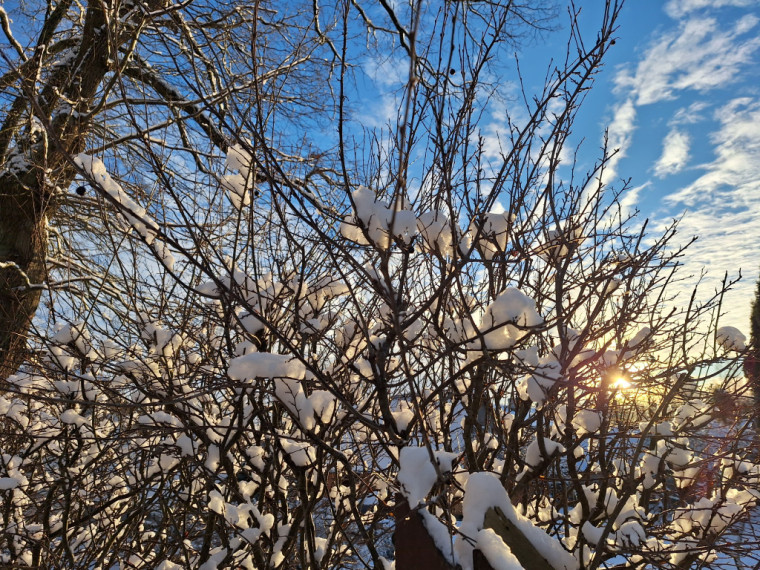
[
  {"left": 0, "top": 169, "right": 49, "bottom": 380},
  {"left": 0, "top": 0, "right": 153, "bottom": 380}
]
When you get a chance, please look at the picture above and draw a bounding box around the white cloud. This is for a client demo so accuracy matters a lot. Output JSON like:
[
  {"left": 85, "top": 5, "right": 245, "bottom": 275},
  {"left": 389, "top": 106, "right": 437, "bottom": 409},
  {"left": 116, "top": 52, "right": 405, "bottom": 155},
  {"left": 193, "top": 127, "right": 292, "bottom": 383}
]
[
  {"left": 354, "top": 56, "right": 408, "bottom": 128},
  {"left": 614, "top": 16, "right": 760, "bottom": 106},
  {"left": 665, "top": 97, "right": 760, "bottom": 206},
  {"left": 655, "top": 207, "right": 757, "bottom": 332},
  {"left": 603, "top": 10, "right": 757, "bottom": 187},
  {"left": 599, "top": 98, "right": 637, "bottom": 187},
  {"left": 657, "top": 97, "right": 760, "bottom": 328},
  {"left": 474, "top": 83, "right": 525, "bottom": 161},
  {"left": 363, "top": 56, "right": 408, "bottom": 89},
  {"left": 620, "top": 181, "right": 650, "bottom": 217},
  {"left": 670, "top": 101, "right": 710, "bottom": 125},
  {"left": 654, "top": 129, "right": 691, "bottom": 177},
  {"left": 354, "top": 94, "right": 400, "bottom": 129},
  {"left": 604, "top": 4, "right": 760, "bottom": 331},
  {"left": 664, "top": 0, "right": 755, "bottom": 19}
]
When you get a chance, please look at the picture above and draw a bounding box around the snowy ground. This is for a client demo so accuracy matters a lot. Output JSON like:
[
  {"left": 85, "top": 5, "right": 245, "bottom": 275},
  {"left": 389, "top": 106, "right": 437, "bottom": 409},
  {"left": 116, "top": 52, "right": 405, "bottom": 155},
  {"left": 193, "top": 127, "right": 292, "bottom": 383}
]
[
  {"left": 710, "top": 420, "right": 760, "bottom": 570},
  {"left": 716, "top": 505, "right": 760, "bottom": 569}
]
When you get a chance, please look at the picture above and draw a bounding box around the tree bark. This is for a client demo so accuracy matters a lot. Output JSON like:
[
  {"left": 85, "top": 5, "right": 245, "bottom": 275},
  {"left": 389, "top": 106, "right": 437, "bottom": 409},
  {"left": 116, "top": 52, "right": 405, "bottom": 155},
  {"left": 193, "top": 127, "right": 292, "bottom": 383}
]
[
  {"left": 0, "top": 0, "right": 152, "bottom": 379},
  {"left": 0, "top": 169, "right": 48, "bottom": 380}
]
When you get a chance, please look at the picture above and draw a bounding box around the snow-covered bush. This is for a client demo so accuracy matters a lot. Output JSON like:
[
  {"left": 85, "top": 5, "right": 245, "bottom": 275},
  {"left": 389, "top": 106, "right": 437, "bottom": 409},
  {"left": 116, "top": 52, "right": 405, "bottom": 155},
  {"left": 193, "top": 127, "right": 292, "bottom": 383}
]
[{"left": 0, "top": 1, "right": 756, "bottom": 569}]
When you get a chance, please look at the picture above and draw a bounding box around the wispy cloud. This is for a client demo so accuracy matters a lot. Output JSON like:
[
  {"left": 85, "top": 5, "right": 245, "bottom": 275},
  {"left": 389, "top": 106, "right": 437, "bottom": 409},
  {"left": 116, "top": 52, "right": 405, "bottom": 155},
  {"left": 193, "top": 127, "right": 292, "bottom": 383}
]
[
  {"left": 355, "top": 56, "right": 408, "bottom": 128},
  {"left": 476, "top": 83, "right": 530, "bottom": 161},
  {"left": 664, "top": 0, "right": 755, "bottom": 19},
  {"left": 603, "top": 7, "right": 759, "bottom": 223},
  {"left": 670, "top": 101, "right": 710, "bottom": 125},
  {"left": 665, "top": 97, "right": 760, "bottom": 206},
  {"left": 654, "top": 129, "right": 691, "bottom": 177},
  {"left": 620, "top": 181, "right": 650, "bottom": 217},
  {"left": 363, "top": 56, "right": 408, "bottom": 90},
  {"left": 657, "top": 96, "right": 760, "bottom": 328},
  {"left": 614, "top": 15, "right": 760, "bottom": 106},
  {"left": 599, "top": 98, "right": 637, "bottom": 186}
]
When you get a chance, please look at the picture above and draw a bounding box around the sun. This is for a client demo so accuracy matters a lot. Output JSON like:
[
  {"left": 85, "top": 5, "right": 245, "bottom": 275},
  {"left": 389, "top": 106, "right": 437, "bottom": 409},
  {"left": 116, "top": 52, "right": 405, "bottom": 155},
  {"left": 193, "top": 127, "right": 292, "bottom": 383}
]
[{"left": 611, "top": 376, "right": 631, "bottom": 390}]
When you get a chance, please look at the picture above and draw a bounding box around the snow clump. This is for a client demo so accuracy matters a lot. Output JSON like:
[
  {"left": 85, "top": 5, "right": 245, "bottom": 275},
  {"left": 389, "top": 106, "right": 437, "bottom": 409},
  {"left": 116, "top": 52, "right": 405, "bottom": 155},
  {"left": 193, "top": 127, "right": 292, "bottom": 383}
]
[
  {"left": 228, "top": 352, "right": 306, "bottom": 381},
  {"left": 716, "top": 326, "right": 747, "bottom": 351},
  {"left": 478, "top": 288, "right": 543, "bottom": 350},
  {"left": 397, "top": 446, "right": 458, "bottom": 507},
  {"left": 456, "top": 472, "right": 578, "bottom": 570},
  {"left": 222, "top": 143, "right": 254, "bottom": 209},
  {"left": 340, "top": 186, "right": 417, "bottom": 249}
]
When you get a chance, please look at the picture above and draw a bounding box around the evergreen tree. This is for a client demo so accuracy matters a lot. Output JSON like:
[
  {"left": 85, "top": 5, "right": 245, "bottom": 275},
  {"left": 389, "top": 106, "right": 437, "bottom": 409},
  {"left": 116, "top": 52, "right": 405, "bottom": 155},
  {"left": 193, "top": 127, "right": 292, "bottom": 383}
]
[
  {"left": 744, "top": 272, "right": 760, "bottom": 424},
  {"left": 752, "top": 274, "right": 760, "bottom": 349},
  {"left": 747, "top": 273, "right": 760, "bottom": 426}
]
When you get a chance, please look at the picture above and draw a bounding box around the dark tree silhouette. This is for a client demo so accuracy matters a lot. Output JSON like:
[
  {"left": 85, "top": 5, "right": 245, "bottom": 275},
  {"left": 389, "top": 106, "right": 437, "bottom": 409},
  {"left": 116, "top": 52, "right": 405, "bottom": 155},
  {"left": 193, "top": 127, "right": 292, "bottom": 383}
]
[{"left": 746, "top": 272, "right": 760, "bottom": 426}]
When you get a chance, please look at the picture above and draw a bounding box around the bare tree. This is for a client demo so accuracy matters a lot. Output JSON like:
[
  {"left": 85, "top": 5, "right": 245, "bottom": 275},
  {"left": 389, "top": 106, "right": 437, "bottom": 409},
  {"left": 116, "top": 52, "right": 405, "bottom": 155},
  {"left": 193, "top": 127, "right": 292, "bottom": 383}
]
[
  {"left": 0, "top": 0, "right": 165, "bottom": 377},
  {"left": 0, "top": 1, "right": 756, "bottom": 568},
  {"left": 0, "top": 0, "right": 329, "bottom": 378}
]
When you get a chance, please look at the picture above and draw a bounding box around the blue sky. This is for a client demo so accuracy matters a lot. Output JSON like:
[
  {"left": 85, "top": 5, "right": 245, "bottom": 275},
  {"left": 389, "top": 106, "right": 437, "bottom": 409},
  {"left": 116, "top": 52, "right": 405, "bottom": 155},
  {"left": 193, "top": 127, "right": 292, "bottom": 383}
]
[
  {"left": 2, "top": 0, "right": 756, "bottom": 336},
  {"left": 572, "top": 0, "right": 760, "bottom": 332},
  {"left": 358, "top": 0, "right": 759, "bottom": 334}
]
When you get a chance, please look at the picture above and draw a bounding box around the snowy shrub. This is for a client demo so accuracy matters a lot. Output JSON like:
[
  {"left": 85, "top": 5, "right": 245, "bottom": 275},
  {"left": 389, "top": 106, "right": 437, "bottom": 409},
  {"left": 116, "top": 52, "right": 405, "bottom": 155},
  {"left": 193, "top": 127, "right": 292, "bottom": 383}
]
[{"left": 0, "top": 1, "right": 756, "bottom": 569}]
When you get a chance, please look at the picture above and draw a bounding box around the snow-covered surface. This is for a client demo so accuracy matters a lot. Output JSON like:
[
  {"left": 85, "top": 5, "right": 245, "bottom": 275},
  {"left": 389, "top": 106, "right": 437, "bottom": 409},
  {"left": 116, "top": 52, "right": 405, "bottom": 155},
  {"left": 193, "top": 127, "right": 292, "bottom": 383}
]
[
  {"left": 397, "top": 446, "right": 438, "bottom": 507},
  {"left": 716, "top": 326, "right": 747, "bottom": 352},
  {"left": 228, "top": 352, "right": 306, "bottom": 381},
  {"left": 419, "top": 508, "right": 457, "bottom": 565},
  {"left": 475, "top": 528, "right": 524, "bottom": 570},
  {"left": 458, "top": 472, "right": 578, "bottom": 570},
  {"left": 74, "top": 155, "right": 176, "bottom": 270}
]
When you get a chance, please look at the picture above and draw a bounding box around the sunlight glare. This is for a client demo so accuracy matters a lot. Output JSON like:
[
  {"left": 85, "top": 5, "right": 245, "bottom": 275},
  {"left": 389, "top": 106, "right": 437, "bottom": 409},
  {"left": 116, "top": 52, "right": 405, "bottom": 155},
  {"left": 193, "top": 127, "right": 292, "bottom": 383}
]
[{"left": 612, "top": 376, "right": 631, "bottom": 390}]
